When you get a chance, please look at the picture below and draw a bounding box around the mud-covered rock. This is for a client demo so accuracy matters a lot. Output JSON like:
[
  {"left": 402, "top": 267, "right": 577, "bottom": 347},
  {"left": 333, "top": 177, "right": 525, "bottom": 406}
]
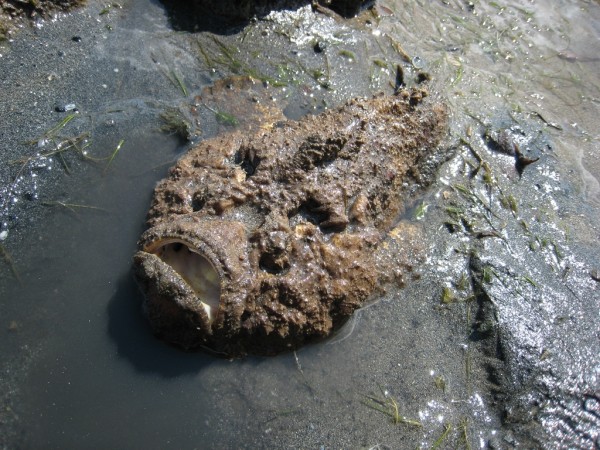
[{"left": 133, "top": 87, "right": 449, "bottom": 356}]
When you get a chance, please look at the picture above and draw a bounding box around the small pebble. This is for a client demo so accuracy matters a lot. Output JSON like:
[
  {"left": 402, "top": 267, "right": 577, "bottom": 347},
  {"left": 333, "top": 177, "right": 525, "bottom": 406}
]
[
  {"left": 8, "top": 321, "right": 18, "bottom": 332},
  {"left": 55, "top": 103, "right": 77, "bottom": 113},
  {"left": 412, "top": 56, "right": 424, "bottom": 69},
  {"left": 72, "top": 36, "right": 82, "bottom": 42}
]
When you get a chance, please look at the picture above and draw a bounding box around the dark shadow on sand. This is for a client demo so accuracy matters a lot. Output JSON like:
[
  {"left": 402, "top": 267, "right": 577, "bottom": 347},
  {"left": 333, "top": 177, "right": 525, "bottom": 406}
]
[
  {"left": 159, "top": 0, "right": 372, "bottom": 34},
  {"left": 107, "top": 273, "right": 216, "bottom": 377}
]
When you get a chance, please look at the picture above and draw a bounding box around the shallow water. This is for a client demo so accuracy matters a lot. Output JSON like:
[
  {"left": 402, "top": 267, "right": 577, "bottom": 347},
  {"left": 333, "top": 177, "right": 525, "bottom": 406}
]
[{"left": 1, "top": 0, "right": 599, "bottom": 448}]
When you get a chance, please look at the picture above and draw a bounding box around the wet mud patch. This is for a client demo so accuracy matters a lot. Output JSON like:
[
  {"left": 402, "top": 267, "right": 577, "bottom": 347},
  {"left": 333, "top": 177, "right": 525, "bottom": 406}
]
[
  {"left": 161, "top": 75, "right": 290, "bottom": 142},
  {"left": 420, "top": 110, "right": 600, "bottom": 448},
  {"left": 198, "top": 76, "right": 288, "bottom": 130}
]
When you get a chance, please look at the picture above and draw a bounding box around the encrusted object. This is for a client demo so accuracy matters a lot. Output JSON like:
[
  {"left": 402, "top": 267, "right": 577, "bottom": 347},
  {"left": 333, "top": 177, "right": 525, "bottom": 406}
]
[{"left": 133, "top": 87, "right": 448, "bottom": 356}]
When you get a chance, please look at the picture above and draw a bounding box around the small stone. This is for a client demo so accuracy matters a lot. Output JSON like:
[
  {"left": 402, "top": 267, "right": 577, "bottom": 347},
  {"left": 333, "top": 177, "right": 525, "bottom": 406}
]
[
  {"left": 8, "top": 321, "right": 18, "bottom": 332},
  {"left": 503, "top": 431, "right": 516, "bottom": 445},
  {"left": 72, "top": 36, "right": 82, "bottom": 42},
  {"left": 55, "top": 103, "right": 77, "bottom": 113},
  {"left": 591, "top": 269, "right": 600, "bottom": 282},
  {"left": 412, "top": 56, "right": 425, "bottom": 69},
  {"left": 584, "top": 395, "right": 600, "bottom": 414}
]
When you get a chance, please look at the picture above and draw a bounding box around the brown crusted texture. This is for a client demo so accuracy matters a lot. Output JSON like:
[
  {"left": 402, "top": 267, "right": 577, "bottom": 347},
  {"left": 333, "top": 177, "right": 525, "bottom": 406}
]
[{"left": 134, "top": 88, "right": 448, "bottom": 356}]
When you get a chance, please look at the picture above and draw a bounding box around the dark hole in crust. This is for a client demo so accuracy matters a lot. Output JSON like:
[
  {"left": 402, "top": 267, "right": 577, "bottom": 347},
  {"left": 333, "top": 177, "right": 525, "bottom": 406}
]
[
  {"left": 234, "top": 149, "right": 260, "bottom": 177},
  {"left": 288, "top": 199, "right": 346, "bottom": 234},
  {"left": 259, "top": 253, "right": 290, "bottom": 275},
  {"left": 191, "top": 192, "right": 206, "bottom": 212},
  {"left": 319, "top": 221, "right": 347, "bottom": 234},
  {"left": 291, "top": 199, "right": 328, "bottom": 227}
]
